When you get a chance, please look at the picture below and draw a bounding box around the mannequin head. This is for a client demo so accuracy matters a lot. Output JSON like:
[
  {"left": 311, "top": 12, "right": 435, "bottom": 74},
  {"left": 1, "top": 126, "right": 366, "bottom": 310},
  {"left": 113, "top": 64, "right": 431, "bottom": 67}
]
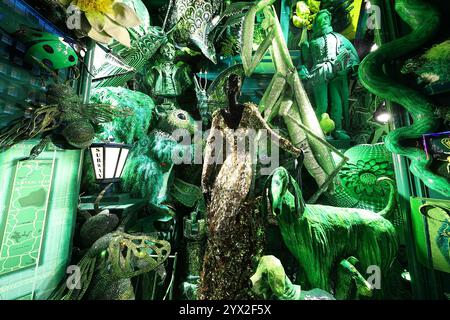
[
  {"left": 312, "top": 10, "right": 333, "bottom": 38},
  {"left": 226, "top": 73, "right": 242, "bottom": 104}
]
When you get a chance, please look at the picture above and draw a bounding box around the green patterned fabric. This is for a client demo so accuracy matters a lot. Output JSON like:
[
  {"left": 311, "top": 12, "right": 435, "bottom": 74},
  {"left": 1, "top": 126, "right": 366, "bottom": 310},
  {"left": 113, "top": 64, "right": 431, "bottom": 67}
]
[{"left": 339, "top": 143, "right": 394, "bottom": 211}]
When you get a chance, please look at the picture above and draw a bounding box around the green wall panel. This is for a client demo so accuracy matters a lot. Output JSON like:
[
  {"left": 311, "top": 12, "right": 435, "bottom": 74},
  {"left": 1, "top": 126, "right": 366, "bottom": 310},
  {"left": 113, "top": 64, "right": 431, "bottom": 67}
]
[{"left": 0, "top": 140, "right": 82, "bottom": 300}]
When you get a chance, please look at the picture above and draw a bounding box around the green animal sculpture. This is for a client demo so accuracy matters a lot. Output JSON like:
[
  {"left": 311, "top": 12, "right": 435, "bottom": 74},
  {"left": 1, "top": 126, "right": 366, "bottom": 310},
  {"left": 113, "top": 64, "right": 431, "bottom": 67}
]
[
  {"left": 263, "top": 167, "right": 398, "bottom": 293},
  {"left": 250, "top": 255, "right": 374, "bottom": 300},
  {"left": 358, "top": 0, "right": 450, "bottom": 196},
  {"left": 91, "top": 0, "right": 167, "bottom": 88}
]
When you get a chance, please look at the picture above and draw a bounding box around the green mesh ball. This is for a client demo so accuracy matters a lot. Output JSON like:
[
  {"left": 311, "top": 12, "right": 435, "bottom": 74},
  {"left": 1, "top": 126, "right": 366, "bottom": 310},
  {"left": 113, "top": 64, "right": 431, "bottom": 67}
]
[
  {"left": 339, "top": 143, "right": 395, "bottom": 209},
  {"left": 62, "top": 121, "right": 95, "bottom": 148}
]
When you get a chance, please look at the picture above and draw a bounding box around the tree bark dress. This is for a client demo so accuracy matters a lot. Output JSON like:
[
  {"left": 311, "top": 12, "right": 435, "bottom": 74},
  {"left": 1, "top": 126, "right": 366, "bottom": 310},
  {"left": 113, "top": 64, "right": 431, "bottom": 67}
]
[{"left": 198, "top": 102, "right": 301, "bottom": 300}]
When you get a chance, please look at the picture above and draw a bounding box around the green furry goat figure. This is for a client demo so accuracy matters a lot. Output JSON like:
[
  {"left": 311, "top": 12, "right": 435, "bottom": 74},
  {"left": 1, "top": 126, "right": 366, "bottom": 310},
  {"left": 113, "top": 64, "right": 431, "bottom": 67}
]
[
  {"left": 121, "top": 130, "right": 190, "bottom": 207},
  {"left": 264, "top": 167, "right": 398, "bottom": 294},
  {"left": 86, "top": 87, "right": 196, "bottom": 209}
]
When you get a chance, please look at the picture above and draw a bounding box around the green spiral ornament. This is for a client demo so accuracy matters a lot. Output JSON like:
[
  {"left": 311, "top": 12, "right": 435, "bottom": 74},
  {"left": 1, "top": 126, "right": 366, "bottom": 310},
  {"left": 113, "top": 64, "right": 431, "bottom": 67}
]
[{"left": 358, "top": 0, "right": 450, "bottom": 196}]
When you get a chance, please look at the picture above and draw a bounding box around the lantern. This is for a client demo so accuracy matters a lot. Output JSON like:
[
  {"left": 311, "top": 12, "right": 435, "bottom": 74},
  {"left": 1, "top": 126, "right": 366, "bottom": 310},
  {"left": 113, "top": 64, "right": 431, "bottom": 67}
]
[{"left": 89, "top": 142, "right": 131, "bottom": 183}]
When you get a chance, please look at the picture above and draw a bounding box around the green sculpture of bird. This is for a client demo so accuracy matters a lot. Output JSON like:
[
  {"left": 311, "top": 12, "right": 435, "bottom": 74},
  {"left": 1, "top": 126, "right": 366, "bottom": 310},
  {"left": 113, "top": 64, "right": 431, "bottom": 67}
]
[{"left": 319, "top": 113, "right": 335, "bottom": 135}]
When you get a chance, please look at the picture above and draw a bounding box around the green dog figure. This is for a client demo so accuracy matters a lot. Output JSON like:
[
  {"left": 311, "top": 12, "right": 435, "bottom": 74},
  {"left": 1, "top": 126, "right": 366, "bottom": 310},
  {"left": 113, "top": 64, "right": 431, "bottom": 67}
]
[{"left": 263, "top": 167, "right": 398, "bottom": 295}]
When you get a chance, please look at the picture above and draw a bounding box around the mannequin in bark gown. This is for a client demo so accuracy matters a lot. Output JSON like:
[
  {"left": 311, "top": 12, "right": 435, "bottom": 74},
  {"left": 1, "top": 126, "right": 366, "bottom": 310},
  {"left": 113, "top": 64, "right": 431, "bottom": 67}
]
[{"left": 198, "top": 74, "right": 302, "bottom": 299}]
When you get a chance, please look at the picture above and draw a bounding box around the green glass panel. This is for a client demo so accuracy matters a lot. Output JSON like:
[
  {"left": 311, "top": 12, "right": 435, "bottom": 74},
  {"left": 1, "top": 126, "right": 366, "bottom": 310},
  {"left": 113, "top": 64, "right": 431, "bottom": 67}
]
[
  {"left": 0, "top": 140, "right": 82, "bottom": 300},
  {"left": 0, "top": 160, "right": 54, "bottom": 276}
]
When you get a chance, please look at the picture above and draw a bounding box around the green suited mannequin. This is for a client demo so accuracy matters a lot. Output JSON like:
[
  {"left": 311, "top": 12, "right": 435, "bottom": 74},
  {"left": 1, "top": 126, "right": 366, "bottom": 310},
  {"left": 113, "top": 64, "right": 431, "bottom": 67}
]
[{"left": 299, "top": 9, "right": 359, "bottom": 140}]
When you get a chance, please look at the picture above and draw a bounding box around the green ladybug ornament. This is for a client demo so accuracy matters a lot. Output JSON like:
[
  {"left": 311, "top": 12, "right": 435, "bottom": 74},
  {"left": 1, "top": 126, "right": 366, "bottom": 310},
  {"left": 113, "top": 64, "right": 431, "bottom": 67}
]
[{"left": 16, "top": 28, "right": 79, "bottom": 70}]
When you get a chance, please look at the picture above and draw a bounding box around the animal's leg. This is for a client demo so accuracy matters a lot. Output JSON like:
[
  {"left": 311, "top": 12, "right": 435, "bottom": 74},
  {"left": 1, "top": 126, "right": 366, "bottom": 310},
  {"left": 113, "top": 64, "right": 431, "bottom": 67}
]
[{"left": 335, "top": 257, "right": 373, "bottom": 300}]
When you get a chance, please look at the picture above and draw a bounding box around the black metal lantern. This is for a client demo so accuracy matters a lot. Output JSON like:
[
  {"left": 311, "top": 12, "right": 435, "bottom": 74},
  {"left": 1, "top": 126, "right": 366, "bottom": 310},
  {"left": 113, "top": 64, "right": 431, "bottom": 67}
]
[{"left": 89, "top": 142, "right": 132, "bottom": 183}]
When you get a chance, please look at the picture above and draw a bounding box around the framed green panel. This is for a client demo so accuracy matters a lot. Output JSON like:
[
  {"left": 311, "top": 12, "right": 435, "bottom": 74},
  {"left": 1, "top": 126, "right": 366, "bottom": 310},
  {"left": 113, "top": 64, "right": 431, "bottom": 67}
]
[
  {"left": 0, "top": 140, "right": 82, "bottom": 300},
  {"left": 0, "top": 159, "right": 54, "bottom": 276},
  {"left": 410, "top": 197, "right": 450, "bottom": 274}
]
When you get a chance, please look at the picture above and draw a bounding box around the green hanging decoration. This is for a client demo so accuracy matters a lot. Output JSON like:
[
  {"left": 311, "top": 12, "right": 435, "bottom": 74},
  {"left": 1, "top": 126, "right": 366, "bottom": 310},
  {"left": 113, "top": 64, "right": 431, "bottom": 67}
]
[{"left": 16, "top": 27, "right": 79, "bottom": 70}]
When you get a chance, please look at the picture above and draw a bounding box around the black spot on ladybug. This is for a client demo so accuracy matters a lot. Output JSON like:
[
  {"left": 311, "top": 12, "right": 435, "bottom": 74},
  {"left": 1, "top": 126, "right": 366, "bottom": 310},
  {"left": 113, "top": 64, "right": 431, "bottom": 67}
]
[
  {"left": 68, "top": 55, "right": 75, "bottom": 62},
  {"left": 43, "top": 45, "right": 54, "bottom": 54},
  {"left": 42, "top": 59, "right": 53, "bottom": 69},
  {"left": 177, "top": 112, "right": 187, "bottom": 120}
]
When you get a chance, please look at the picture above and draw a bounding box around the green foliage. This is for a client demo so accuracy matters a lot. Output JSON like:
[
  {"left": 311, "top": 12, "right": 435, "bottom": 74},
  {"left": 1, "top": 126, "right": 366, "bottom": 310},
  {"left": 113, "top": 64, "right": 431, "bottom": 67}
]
[
  {"left": 220, "top": 35, "right": 240, "bottom": 57},
  {"left": 121, "top": 131, "right": 188, "bottom": 205},
  {"left": 423, "top": 40, "right": 450, "bottom": 61},
  {"left": 90, "top": 87, "right": 155, "bottom": 144}
]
